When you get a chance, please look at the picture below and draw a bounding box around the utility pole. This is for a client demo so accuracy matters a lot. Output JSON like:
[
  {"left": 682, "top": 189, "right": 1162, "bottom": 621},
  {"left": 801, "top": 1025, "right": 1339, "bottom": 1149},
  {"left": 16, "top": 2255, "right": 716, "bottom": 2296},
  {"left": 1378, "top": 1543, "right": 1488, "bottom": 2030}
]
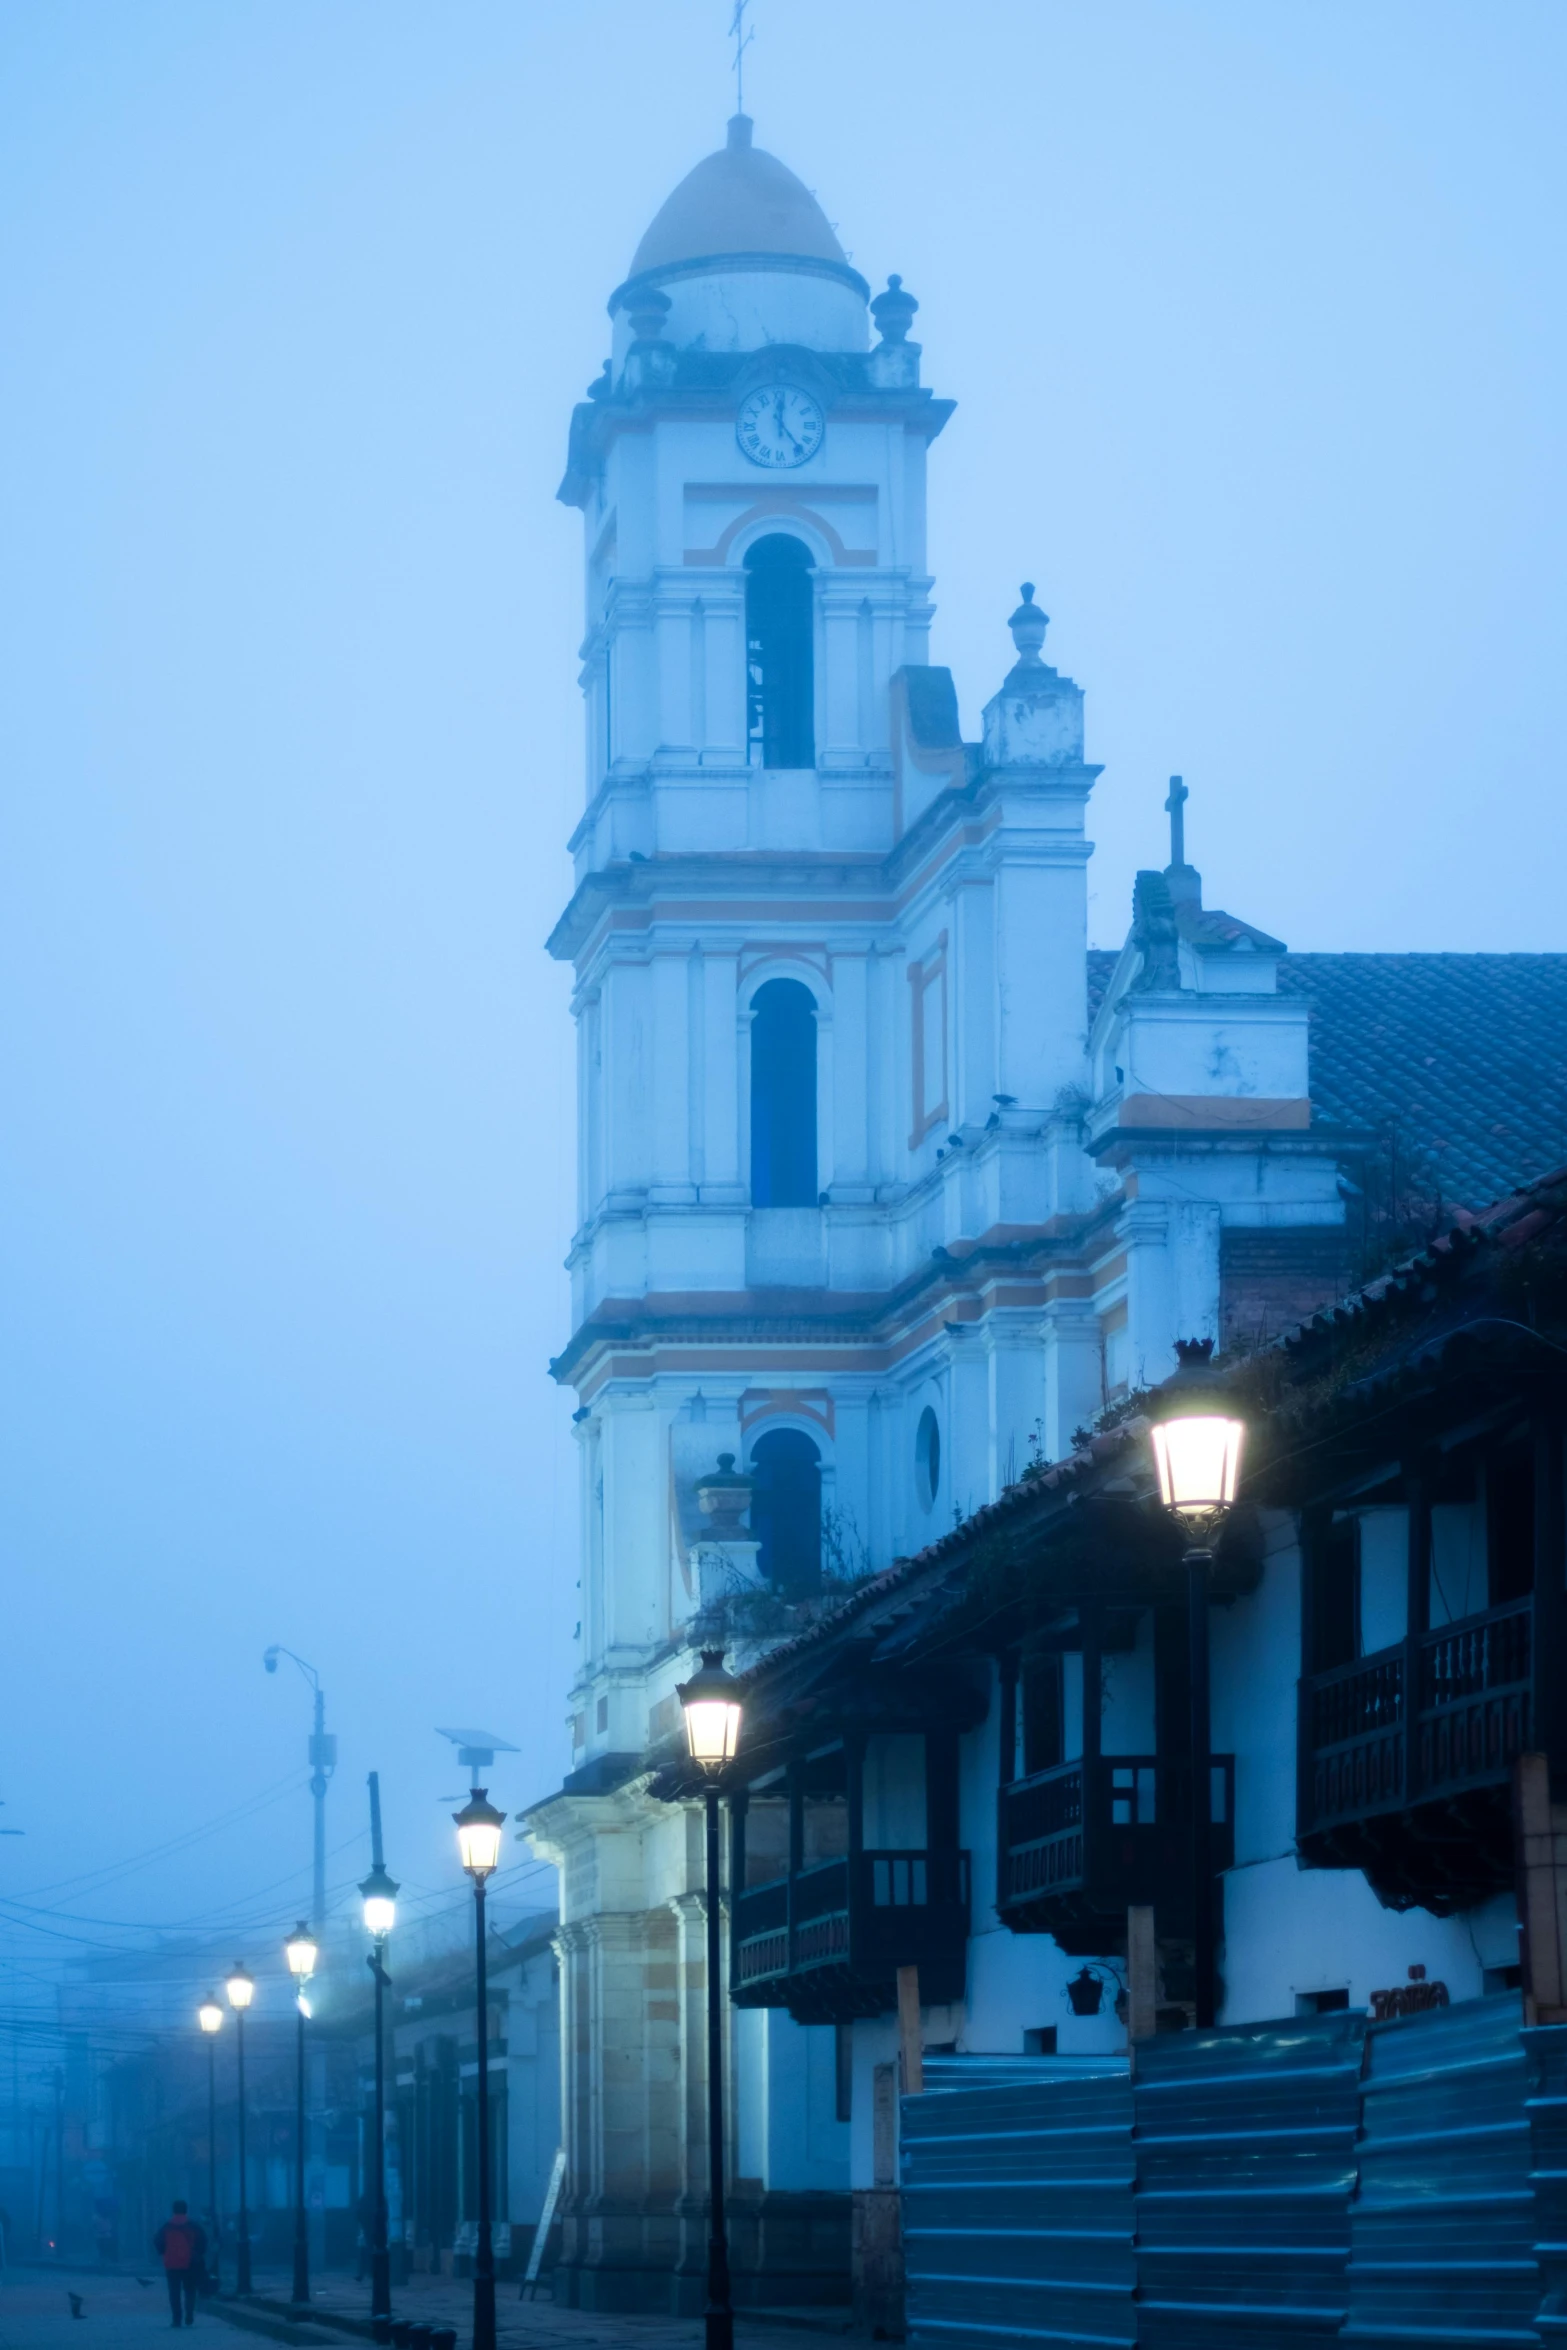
[
  {"left": 52, "top": 2069, "right": 63, "bottom": 2259},
  {"left": 266, "top": 1646, "right": 336, "bottom": 2274},
  {"left": 263, "top": 1648, "right": 336, "bottom": 1930}
]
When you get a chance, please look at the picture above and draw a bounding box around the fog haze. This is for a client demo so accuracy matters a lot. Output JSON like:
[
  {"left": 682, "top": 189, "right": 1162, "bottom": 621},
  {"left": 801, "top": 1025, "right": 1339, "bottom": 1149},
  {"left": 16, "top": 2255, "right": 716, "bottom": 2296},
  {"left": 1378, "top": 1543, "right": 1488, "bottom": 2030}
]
[{"left": 0, "top": 0, "right": 1561, "bottom": 2005}]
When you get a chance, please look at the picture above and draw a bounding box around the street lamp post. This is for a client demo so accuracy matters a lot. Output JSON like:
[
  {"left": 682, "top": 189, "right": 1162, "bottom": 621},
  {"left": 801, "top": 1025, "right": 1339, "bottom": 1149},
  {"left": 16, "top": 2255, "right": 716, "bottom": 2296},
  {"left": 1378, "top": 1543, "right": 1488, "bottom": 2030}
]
[
  {"left": 224, "top": 1963, "right": 255, "bottom": 2293},
  {"left": 284, "top": 1925, "right": 318, "bottom": 2309},
  {"left": 454, "top": 1790, "right": 508, "bottom": 2350},
  {"left": 1149, "top": 1338, "right": 1246, "bottom": 2031},
  {"left": 359, "top": 1777, "right": 398, "bottom": 2348},
  {"left": 676, "top": 1650, "right": 744, "bottom": 2350},
  {"left": 197, "top": 1999, "right": 223, "bottom": 2292}
]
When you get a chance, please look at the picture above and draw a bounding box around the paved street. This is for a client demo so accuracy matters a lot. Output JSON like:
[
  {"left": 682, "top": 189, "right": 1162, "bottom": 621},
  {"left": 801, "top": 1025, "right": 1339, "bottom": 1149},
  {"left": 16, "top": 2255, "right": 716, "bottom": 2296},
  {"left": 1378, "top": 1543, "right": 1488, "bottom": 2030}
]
[
  {"left": 0, "top": 2273, "right": 263, "bottom": 2350},
  {"left": 0, "top": 2273, "right": 859, "bottom": 2350},
  {"left": 257, "top": 2270, "right": 855, "bottom": 2350}
]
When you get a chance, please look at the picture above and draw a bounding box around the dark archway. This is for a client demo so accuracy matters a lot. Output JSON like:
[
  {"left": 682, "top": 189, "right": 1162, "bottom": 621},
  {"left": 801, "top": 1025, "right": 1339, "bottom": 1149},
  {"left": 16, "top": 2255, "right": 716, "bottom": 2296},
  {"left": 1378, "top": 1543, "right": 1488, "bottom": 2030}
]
[
  {"left": 745, "top": 535, "right": 815, "bottom": 768},
  {"left": 749, "top": 1428, "right": 823, "bottom": 1597},
  {"left": 750, "top": 977, "right": 818, "bottom": 1207}
]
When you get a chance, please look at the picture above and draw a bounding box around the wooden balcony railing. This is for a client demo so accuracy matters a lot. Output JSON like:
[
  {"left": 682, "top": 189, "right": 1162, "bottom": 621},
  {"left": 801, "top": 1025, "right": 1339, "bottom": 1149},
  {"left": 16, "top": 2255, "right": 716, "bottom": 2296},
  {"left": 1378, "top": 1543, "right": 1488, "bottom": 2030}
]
[
  {"left": 997, "top": 1751, "right": 1235, "bottom": 1949},
  {"left": 1303, "top": 1595, "right": 1533, "bottom": 1835},
  {"left": 732, "top": 1847, "right": 970, "bottom": 2020}
]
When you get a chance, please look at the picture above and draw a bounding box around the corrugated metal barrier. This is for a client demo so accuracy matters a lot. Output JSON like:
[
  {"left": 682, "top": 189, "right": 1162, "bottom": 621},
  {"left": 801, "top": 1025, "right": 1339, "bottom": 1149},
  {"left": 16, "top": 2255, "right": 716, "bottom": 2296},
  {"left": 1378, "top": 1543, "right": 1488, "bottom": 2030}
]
[
  {"left": 1526, "top": 2024, "right": 1567, "bottom": 2346},
  {"left": 902, "top": 2001, "right": 1567, "bottom": 2349},
  {"left": 1133, "top": 2012, "right": 1365, "bottom": 2349},
  {"left": 1343, "top": 1995, "right": 1537, "bottom": 2350},
  {"left": 902, "top": 2055, "right": 1135, "bottom": 2349}
]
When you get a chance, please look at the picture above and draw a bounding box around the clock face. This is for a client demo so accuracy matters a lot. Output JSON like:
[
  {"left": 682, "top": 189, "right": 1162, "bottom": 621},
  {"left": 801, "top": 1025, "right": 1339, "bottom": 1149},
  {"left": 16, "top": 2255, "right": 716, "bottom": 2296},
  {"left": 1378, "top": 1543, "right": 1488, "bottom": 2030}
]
[{"left": 736, "top": 384, "right": 825, "bottom": 470}]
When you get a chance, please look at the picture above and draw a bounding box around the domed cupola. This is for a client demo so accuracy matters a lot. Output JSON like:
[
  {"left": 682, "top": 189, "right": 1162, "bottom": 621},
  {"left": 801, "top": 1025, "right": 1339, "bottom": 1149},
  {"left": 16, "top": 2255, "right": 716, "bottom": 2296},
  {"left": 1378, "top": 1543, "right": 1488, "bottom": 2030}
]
[{"left": 608, "top": 116, "right": 870, "bottom": 360}]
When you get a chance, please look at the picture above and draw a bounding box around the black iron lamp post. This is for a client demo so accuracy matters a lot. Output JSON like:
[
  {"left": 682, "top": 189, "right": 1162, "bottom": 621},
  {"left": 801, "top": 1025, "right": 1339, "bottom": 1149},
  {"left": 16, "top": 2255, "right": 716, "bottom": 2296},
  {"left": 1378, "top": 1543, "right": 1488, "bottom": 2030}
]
[
  {"left": 223, "top": 1962, "right": 255, "bottom": 2293},
  {"left": 1148, "top": 1337, "right": 1246, "bottom": 2030},
  {"left": 284, "top": 1924, "right": 318, "bottom": 2309},
  {"left": 676, "top": 1649, "right": 745, "bottom": 2350},
  {"left": 197, "top": 1998, "right": 223, "bottom": 2292},
  {"left": 359, "top": 1852, "right": 398, "bottom": 2345},
  {"left": 454, "top": 1789, "right": 508, "bottom": 2350}
]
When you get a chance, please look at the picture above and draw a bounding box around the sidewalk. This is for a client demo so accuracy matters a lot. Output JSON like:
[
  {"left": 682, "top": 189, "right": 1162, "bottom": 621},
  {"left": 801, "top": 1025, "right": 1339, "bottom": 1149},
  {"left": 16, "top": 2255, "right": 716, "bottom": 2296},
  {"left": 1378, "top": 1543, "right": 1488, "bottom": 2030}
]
[{"left": 241, "top": 2270, "right": 859, "bottom": 2350}]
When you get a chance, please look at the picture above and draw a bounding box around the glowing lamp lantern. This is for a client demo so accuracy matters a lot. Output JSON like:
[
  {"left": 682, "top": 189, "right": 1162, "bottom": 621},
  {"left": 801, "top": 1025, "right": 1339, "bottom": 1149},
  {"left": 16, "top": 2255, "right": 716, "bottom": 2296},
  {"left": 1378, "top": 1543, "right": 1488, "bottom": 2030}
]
[
  {"left": 454, "top": 1788, "right": 507, "bottom": 1882},
  {"left": 285, "top": 1923, "right": 317, "bottom": 1983},
  {"left": 198, "top": 1997, "right": 223, "bottom": 2035},
  {"left": 359, "top": 1861, "right": 398, "bottom": 1942},
  {"left": 676, "top": 1649, "right": 744, "bottom": 1776},
  {"left": 1149, "top": 1339, "right": 1246, "bottom": 1551},
  {"left": 225, "top": 1960, "right": 255, "bottom": 2011}
]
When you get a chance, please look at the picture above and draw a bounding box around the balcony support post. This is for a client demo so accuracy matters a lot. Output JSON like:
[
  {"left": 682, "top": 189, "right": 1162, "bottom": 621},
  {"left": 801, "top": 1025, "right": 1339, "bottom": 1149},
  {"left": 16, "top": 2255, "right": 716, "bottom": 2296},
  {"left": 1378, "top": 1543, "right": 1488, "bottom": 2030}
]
[
  {"left": 728, "top": 1789, "right": 749, "bottom": 1992},
  {"left": 846, "top": 1727, "right": 866, "bottom": 1959},
  {"left": 786, "top": 1757, "right": 804, "bottom": 1978},
  {"left": 1297, "top": 1507, "right": 1330, "bottom": 1842},
  {"left": 1534, "top": 1418, "right": 1566, "bottom": 1788},
  {"left": 997, "top": 1655, "right": 1018, "bottom": 1911},
  {"left": 1404, "top": 1464, "right": 1433, "bottom": 1809}
]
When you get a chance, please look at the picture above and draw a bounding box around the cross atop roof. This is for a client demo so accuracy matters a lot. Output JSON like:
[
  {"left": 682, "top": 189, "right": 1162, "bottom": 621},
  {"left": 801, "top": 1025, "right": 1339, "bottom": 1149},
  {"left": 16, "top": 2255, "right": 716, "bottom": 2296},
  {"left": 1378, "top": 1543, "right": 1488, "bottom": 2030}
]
[{"left": 1165, "top": 773, "right": 1189, "bottom": 869}]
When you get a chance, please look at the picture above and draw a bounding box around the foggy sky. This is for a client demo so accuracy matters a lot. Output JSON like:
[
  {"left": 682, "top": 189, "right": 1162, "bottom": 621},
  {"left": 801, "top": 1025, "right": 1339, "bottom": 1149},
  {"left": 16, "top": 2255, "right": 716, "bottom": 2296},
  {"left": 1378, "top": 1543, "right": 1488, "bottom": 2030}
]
[{"left": 0, "top": 0, "right": 1562, "bottom": 2010}]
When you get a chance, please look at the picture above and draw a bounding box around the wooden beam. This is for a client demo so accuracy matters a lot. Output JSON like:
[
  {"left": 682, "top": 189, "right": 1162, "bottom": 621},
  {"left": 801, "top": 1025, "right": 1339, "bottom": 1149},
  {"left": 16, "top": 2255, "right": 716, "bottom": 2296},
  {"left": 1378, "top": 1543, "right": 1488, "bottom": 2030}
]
[{"left": 896, "top": 1965, "right": 923, "bottom": 2096}]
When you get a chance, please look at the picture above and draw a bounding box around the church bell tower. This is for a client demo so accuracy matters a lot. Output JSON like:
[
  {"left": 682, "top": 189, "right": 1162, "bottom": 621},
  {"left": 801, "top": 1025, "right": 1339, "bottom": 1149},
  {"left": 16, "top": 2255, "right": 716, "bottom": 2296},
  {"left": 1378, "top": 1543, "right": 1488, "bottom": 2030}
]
[{"left": 527, "top": 111, "right": 1104, "bottom": 2312}]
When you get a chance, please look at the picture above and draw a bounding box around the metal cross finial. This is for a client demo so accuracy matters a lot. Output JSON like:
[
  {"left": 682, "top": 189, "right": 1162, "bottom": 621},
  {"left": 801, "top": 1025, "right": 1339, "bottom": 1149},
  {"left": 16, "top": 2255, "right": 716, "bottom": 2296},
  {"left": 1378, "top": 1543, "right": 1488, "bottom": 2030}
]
[
  {"left": 729, "top": 0, "right": 754, "bottom": 115},
  {"left": 1165, "top": 773, "right": 1189, "bottom": 868}
]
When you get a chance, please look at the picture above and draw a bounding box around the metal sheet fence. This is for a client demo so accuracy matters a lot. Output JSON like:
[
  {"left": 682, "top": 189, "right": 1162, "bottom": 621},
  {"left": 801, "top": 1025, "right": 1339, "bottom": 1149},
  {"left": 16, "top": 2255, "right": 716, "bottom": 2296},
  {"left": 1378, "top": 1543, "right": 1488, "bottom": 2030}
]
[
  {"left": 1343, "top": 1994, "right": 1538, "bottom": 2350},
  {"left": 1133, "top": 2013, "right": 1365, "bottom": 2350},
  {"left": 903, "top": 2001, "right": 1567, "bottom": 2350},
  {"left": 902, "top": 2057, "right": 1135, "bottom": 2350}
]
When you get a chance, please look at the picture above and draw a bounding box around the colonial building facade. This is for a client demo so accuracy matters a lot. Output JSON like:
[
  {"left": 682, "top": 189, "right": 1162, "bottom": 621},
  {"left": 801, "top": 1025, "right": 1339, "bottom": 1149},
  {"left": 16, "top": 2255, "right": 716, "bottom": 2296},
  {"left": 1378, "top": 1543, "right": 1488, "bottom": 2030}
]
[{"left": 523, "top": 114, "right": 1567, "bottom": 2312}]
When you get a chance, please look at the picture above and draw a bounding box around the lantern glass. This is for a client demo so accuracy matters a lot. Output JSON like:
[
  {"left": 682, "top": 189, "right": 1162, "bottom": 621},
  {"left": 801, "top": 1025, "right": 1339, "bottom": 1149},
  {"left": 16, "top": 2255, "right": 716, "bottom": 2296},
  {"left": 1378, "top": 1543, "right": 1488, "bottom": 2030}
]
[
  {"left": 453, "top": 1789, "right": 507, "bottom": 1882},
  {"left": 1151, "top": 1415, "right": 1245, "bottom": 1519},
  {"left": 198, "top": 1999, "right": 223, "bottom": 2035},
  {"left": 224, "top": 1964, "right": 254, "bottom": 2011},
  {"left": 684, "top": 1696, "right": 742, "bottom": 1769},
  {"left": 284, "top": 1925, "right": 318, "bottom": 1980},
  {"left": 676, "top": 1650, "right": 744, "bottom": 1776},
  {"left": 359, "top": 1861, "right": 399, "bottom": 1940}
]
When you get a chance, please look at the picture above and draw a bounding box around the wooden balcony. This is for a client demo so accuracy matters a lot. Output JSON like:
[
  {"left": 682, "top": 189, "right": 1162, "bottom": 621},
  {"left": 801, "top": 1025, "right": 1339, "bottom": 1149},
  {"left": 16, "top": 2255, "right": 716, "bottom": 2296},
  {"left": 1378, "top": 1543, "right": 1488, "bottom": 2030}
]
[
  {"left": 1298, "top": 1594, "right": 1533, "bottom": 1910},
  {"left": 731, "top": 1848, "right": 970, "bottom": 2023},
  {"left": 996, "top": 1751, "right": 1235, "bottom": 1953}
]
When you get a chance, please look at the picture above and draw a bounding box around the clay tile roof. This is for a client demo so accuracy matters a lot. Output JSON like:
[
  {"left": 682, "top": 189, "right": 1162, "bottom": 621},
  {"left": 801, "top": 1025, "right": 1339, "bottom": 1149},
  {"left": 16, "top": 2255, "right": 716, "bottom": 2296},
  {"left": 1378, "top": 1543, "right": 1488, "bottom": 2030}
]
[{"left": 1278, "top": 953, "right": 1567, "bottom": 1210}]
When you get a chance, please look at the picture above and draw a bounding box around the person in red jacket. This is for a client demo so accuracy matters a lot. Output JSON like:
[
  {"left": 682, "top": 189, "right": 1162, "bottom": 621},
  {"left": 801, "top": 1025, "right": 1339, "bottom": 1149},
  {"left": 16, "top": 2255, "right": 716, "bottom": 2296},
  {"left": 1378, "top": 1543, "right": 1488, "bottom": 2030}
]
[{"left": 153, "top": 2201, "right": 206, "bottom": 2327}]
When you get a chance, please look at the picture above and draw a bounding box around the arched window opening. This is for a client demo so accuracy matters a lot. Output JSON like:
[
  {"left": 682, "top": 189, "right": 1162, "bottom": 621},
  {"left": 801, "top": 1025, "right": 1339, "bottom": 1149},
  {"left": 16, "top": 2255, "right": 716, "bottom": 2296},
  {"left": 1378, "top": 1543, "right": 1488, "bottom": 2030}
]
[
  {"left": 749, "top": 1428, "right": 823, "bottom": 1597},
  {"left": 745, "top": 535, "right": 814, "bottom": 768},
  {"left": 750, "top": 978, "right": 818, "bottom": 1207}
]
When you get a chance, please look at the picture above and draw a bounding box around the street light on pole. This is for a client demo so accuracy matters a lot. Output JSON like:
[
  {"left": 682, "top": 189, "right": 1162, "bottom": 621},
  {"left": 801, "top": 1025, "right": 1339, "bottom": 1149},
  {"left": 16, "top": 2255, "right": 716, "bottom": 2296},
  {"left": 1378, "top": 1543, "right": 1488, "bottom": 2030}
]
[
  {"left": 223, "top": 1962, "right": 255, "bottom": 2294},
  {"left": 359, "top": 1773, "right": 398, "bottom": 2347},
  {"left": 284, "top": 1924, "right": 318, "bottom": 2309},
  {"left": 197, "top": 1999, "right": 223, "bottom": 2293},
  {"left": 1148, "top": 1337, "right": 1246, "bottom": 2031},
  {"left": 676, "top": 1649, "right": 744, "bottom": 2350},
  {"left": 454, "top": 1789, "right": 507, "bottom": 2350}
]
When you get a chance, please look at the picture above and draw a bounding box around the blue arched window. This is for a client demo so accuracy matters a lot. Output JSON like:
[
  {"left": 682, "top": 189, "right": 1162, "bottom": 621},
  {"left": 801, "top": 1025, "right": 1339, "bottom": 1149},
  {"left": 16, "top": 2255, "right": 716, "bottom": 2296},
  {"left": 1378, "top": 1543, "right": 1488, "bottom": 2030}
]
[
  {"left": 750, "top": 1428, "right": 823, "bottom": 1597},
  {"left": 745, "top": 535, "right": 814, "bottom": 768},
  {"left": 750, "top": 978, "right": 818, "bottom": 1208}
]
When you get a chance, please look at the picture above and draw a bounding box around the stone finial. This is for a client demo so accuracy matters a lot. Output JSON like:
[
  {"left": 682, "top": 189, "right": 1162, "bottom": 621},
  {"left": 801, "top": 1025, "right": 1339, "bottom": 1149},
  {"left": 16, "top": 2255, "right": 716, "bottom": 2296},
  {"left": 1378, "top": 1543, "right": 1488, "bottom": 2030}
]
[
  {"left": 870, "top": 273, "right": 919, "bottom": 346},
  {"left": 627, "top": 288, "right": 671, "bottom": 344},
  {"left": 1131, "top": 869, "right": 1183, "bottom": 992},
  {"left": 694, "top": 1451, "right": 753, "bottom": 1534},
  {"left": 1008, "top": 583, "right": 1049, "bottom": 665},
  {"left": 727, "top": 113, "right": 754, "bottom": 150}
]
